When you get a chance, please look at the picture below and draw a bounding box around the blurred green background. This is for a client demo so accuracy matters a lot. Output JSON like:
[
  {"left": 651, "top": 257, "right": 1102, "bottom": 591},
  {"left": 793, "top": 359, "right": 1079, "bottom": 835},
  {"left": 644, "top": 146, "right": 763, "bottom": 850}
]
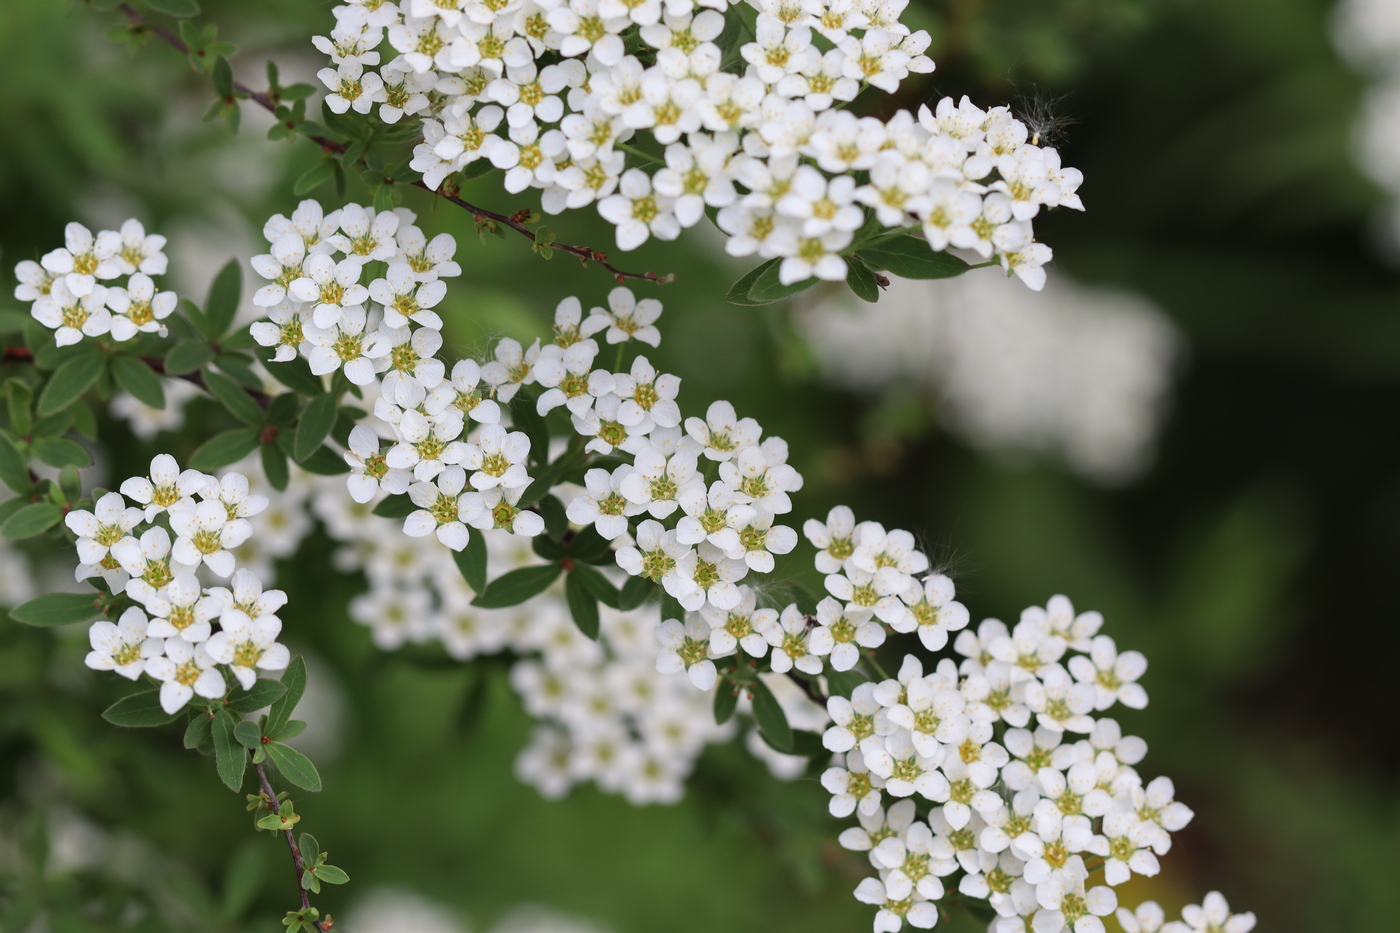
[{"left": 2, "top": 0, "right": 1397, "bottom": 931}]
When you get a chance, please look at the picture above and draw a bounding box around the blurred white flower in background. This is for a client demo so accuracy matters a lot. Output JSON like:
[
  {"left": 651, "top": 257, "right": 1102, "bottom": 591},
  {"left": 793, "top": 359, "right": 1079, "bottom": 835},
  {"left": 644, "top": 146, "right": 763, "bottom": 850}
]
[
  {"left": 344, "top": 889, "right": 614, "bottom": 933},
  {"left": 1334, "top": 0, "right": 1400, "bottom": 251},
  {"left": 797, "top": 271, "right": 1181, "bottom": 486}
]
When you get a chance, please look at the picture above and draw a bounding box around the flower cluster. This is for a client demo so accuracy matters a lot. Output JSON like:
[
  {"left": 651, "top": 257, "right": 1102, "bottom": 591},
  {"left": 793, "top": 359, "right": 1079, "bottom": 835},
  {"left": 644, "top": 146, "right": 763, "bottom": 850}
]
[
  {"left": 69, "top": 457, "right": 291, "bottom": 714},
  {"left": 14, "top": 220, "right": 174, "bottom": 346},
  {"left": 315, "top": 0, "right": 1081, "bottom": 289}
]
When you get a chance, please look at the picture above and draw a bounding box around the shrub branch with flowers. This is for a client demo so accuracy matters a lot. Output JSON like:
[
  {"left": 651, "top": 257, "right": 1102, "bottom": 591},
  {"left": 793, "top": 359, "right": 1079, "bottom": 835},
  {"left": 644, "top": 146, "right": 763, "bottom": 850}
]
[{"left": 2, "top": 2, "right": 1255, "bottom": 933}]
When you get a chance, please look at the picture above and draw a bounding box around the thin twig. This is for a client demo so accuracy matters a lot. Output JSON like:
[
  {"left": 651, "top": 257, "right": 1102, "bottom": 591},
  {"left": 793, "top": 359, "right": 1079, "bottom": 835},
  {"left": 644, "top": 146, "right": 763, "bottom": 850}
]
[
  {"left": 256, "top": 762, "right": 327, "bottom": 933},
  {"left": 115, "top": 3, "right": 674, "bottom": 286}
]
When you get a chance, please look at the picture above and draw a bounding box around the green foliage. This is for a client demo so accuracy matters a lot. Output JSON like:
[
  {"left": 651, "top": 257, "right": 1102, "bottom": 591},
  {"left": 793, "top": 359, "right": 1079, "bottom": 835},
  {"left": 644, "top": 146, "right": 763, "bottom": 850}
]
[
  {"left": 713, "top": 680, "right": 738, "bottom": 725},
  {"left": 266, "top": 656, "right": 307, "bottom": 738},
  {"left": 293, "top": 392, "right": 338, "bottom": 462},
  {"left": 202, "top": 258, "right": 242, "bottom": 339},
  {"left": 472, "top": 563, "right": 563, "bottom": 608},
  {"left": 8, "top": 592, "right": 104, "bottom": 626},
  {"left": 453, "top": 527, "right": 489, "bottom": 593},
  {"left": 190, "top": 426, "right": 260, "bottom": 470},
  {"left": 211, "top": 709, "right": 247, "bottom": 791},
  {"left": 145, "top": 0, "right": 201, "bottom": 16},
  {"left": 225, "top": 678, "right": 288, "bottom": 714},
  {"left": 857, "top": 235, "right": 971, "bottom": 279},
  {"left": 726, "top": 259, "right": 817, "bottom": 306},
  {"left": 266, "top": 741, "right": 321, "bottom": 792},
  {"left": 204, "top": 368, "right": 263, "bottom": 425},
  {"left": 37, "top": 352, "right": 102, "bottom": 416},
  {"left": 564, "top": 569, "right": 600, "bottom": 639},
  {"left": 103, "top": 690, "right": 179, "bottom": 728},
  {"left": 750, "top": 678, "right": 792, "bottom": 752},
  {"left": 2, "top": 502, "right": 62, "bottom": 538},
  {"left": 110, "top": 353, "right": 166, "bottom": 408}
]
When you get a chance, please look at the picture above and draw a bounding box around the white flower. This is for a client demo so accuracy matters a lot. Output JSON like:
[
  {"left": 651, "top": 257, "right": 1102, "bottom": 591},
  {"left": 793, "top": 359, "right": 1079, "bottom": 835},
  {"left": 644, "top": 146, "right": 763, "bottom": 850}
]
[
  {"left": 481, "top": 337, "right": 544, "bottom": 403},
  {"left": 684, "top": 399, "right": 761, "bottom": 462},
  {"left": 385, "top": 409, "right": 467, "bottom": 482},
  {"left": 203, "top": 471, "right": 270, "bottom": 520},
  {"left": 344, "top": 424, "right": 411, "bottom": 503},
  {"left": 580, "top": 286, "right": 664, "bottom": 346},
  {"left": 1034, "top": 859, "right": 1117, "bottom": 933},
  {"left": 459, "top": 484, "right": 545, "bottom": 536},
  {"left": 534, "top": 340, "right": 610, "bottom": 416},
  {"left": 304, "top": 303, "right": 382, "bottom": 385},
  {"left": 319, "top": 59, "right": 386, "bottom": 114},
  {"left": 462, "top": 423, "right": 532, "bottom": 490},
  {"left": 425, "top": 358, "right": 502, "bottom": 425},
  {"left": 652, "top": 135, "right": 737, "bottom": 228},
  {"left": 895, "top": 573, "right": 970, "bottom": 651},
  {"left": 65, "top": 491, "right": 143, "bottom": 569},
  {"left": 613, "top": 355, "right": 681, "bottom": 427},
  {"left": 672, "top": 540, "right": 747, "bottom": 611},
  {"left": 821, "top": 748, "right": 885, "bottom": 818},
  {"left": 776, "top": 166, "right": 864, "bottom": 237},
  {"left": 572, "top": 392, "right": 654, "bottom": 455},
  {"left": 618, "top": 515, "right": 694, "bottom": 588},
  {"left": 566, "top": 466, "right": 642, "bottom": 539},
  {"left": 595, "top": 168, "right": 679, "bottom": 252},
  {"left": 1165, "top": 893, "right": 1255, "bottom": 933},
  {"left": 804, "top": 505, "right": 859, "bottom": 574},
  {"left": 109, "top": 218, "right": 168, "bottom": 276},
  {"left": 699, "top": 586, "right": 775, "bottom": 658},
  {"left": 40, "top": 222, "right": 120, "bottom": 296},
  {"left": 1067, "top": 635, "right": 1148, "bottom": 711},
  {"left": 109, "top": 526, "right": 174, "bottom": 593},
  {"left": 119, "top": 454, "right": 207, "bottom": 521},
  {"left": 403, "top": 465, "right": 471, "bottom": 551},
  {"left": 825, "top": 564, "right": 909, "bottom": 626},
  {"left": 885, "top": 669, "right": 968, "bottom": 758},
  {"left": 169, "top": 499, "right": 251, "bottom": 578},
  {"left": 251, "top": 234, "right": 307, "bottom": 307},
  {"left": 823, "top": 682, "right": 883, "bottom": 753},
  {"left": 368, "top": 261, "right": 447, "bottom": 329},
  {"left": 104, "top": 273, "right": 176, "bottom": 340},
  {"left": 140, "top": 573, "right": 222, "bottom": 643},
  {"left": 376, "top": 323, "right": 446, "bottom": 407},
  {"left": 330, "top": 204, "right": 401, "bottom": 262},
  {"left": 1087, "top": 810, "right": 1161, "bottom": 885},
  {"left": 289, "top": 252, "right": 369, "bottom": 328},
  {"left": 251, "top": 300, "right": 308, "bottom": 363},
  {"left": 861, "top": 728, "right": 949, "bottom": 800},
  {"left": 205, "top": 608, "right": 291, "bottom": 690},
  {"left": 854, "top": 875, "right": 939, "bottom": 932},
  {"left": 1023, "top": 666, "right": 1097, "bottom": 733},
  {"left": 870, "top": 819, "right": 950, "bottom": 905},
  {"left": 1127, "top": 776, "right": 1194, "bottom": 853},
  {"left": 32, "top": 279, "right": 111, "bottom": 346},
  {"left": 717, "top": 442, "right": 803, "bottom": 514},
  {"left": 762, "top": 603, "right": 823, "bottom": 675},
  {"left": 1116, "top": 903, "right": 1166, "bottom": 933},
  {"left": 619, "top": 439, "right": 699, "bottom": 518},
  {"left": 654, "top": 615, "right": 716, "bottom": 690},
  {"left": 395, "top": 224, "right": 461, "bottom": 281},
  {"left": 84, "top": 608, "right": 162, "bottom": 680},
  {"left": 838, "top": 28, "right": 913, "bottom": 93},
  {"left": 145, "top": 638, "right": 227, "bottom": 714},
  {"left": 780, "top": 230, "right": 852, "bottom": 285},
  {"left": 674, "top": 480, "right": 747, "bottom": 550}
]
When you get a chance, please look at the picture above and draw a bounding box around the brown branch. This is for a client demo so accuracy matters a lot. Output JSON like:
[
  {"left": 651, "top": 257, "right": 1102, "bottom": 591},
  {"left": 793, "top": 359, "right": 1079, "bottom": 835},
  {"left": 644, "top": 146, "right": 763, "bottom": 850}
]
[
  {"left": 255, "top": 762, "right": 327, "bottom": 933},
  {"left": 115, "top": 3, "right": 675, "bottom": 287}
]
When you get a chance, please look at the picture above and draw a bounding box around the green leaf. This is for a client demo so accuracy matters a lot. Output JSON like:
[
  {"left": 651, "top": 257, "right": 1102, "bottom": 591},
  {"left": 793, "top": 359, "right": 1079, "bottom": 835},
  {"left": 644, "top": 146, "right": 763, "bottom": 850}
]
[
  {"left": 0, "top": 430, "right": 32, "bottom": 493},
  {"left": 2, "top": 502, "right": 62, "bottom": 538},
  {"left": 472, "top": 563, "right": 563, "bottom": 608},
  {"left": 33, "top": 408, "right": 74, "bottom": 439},
  {"left": 6, "top": 379, "right": 33, "bottom": 435},
  {"left": 293, "top": 393, "right": 338, "bottom": 463},
  {"left": 659, "top": 591, "right": 684, "bottom": 625},
  {"left": 453, "top": 527, "right": 488, "bottom": 594},
  {"left": 103, "top": 690, "right": 178, "bottom": 728},
  {"left": 30, "top": 436, "right": 92, "bottom": 468},
  {"left": 37, "top": 355, "right": 103, "bottom": 416},
  {"left": 145, "top": 0, "right": 201, "bottom": 16},
  {"left": 224, "top": 678, "right": 288, "bottom": 714},
  {"left": 372, "top": 495, "right": 416, "bottom": 519},
  {"left": 725, "top": 259, "right": 778, "bottom": 307},
  {"left": 539, "top": 494, "right": 567, "bottom": 540},
  {"left": 508, "top": 396, "right": 549, "bottom": 466},
  {"left": 233, "top": 719, "right": 263, "bottom": 750},
  {"left": 267, "top": 392, "right": 300, "bottom": 427},
  {"left": 294, "top": 159, "right": 338, "bottom": 196},
  {"left": 190, "top": 427, "right": 260, "bottom": 471},
  {"left": 618, "top": 575, "right": 653, "bottom": 611},
  {"left": 212, "top": 710, "right": 247, "bottom": 791},
  {"left": 110, "top": 355, "right": 165, "bottom": 408},
  {"left": 567, "top": 526, "right": 612, "bottom": 564},
  {"left": 297, "top": 833, "right": 318, "bottom": 866},
  {"left": 262, "top": 441, "right": 289, "bottom": 492},
  {"left": 205, "top": 369, "right": 264, "bottom": 426},
  {"left": 570, "top": 562, "right": 619, "bottom": 609},
  {"left": 750, "top": 678, "right": 793, "bottom": 752},
  {"left": 9, "top": 592, "right": 102, "bottom": 626},
  {"left": 312, "top": 864, "right": 348, "bottom": 885},
  {"left": 747, "top": 260, "right": 818, "bottom": 305},
  {"left": 859, "top": 235, "right": 971, "bottom": 279},
  {"left": 846, "top": 256, "right": 881, "bottom": 303},
  {"left": 166, "top": 340, "right": 215, "bottom": 375},
  {"left": 297, "top": 443, "right": 350, "bottom": 476},
  {"left": 70, "top": 400, "right": 97, "bottom": 439},
  {"left": 565, "top": 570, "right": 600, "bottom": 640},
  {"left": 184, "top": 713, "right": 213, "bottom": 750},
  {"left": 272, "top": 719, "right": 306, "bottom": 741},
  {"left": 823, "top": 668, "right": 866, "bottom": 699},
  {"left": 211, "top": 56, "right": 233, "bottom": 98},
  {"left": 265, "top": 656, "right": 307, "bottom": 738},
  {"left": 216, "top": 352, "right": 263, "bottom": 390},
  {"left": 203, "top": 259, "right": 243, "bottom": 340},
  {"left": 714, "top": 680, "right": 738, "bottom": 725},
  {"left": 263, "top": 357, "right": 324, "bottom": 395},
  {"left": 266, "top": 742, "right": 322, "bottom": 792}
]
